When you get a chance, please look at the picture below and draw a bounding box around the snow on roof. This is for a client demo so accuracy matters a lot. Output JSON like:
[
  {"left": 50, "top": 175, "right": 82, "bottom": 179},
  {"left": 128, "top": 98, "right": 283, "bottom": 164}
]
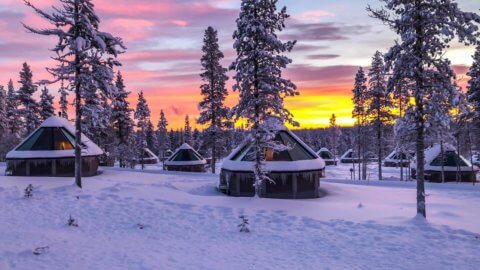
[
  {"left": 384, "top": 150, "right": 413, "bottom": 162},
  {"left": 143, "top": 148, "right": 159, "bottom": 161},
  {"left": 165, "top": 143, "right": 206, "bottom": 166},
  {"left": 222, "top": 129, "right": 325, "bottom": 172},
  {"left": 6, "top": 116, "right": 104, "bottom": 159},
  {"left": 340, "top": 149, "right": 354, "bottom": 160},
  {"left": 316, "top": 148, "right": 334, "bottom": 161},
  {"left": 411, "top": 144, "right": 478, "bottom": 172}
]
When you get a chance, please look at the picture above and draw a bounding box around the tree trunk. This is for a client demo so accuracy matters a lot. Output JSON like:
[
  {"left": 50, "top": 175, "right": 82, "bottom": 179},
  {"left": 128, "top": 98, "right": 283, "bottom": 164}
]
[
  {"left": 440, "top": 140, "right": 445, "bottom": 183},
  {"left": 414, "top": 0, "right": 426, "bottom": 218},
  {"left": 377, "top": 121, "right": 382, "bottom": 180},
  {"left": 74, "top": 0, "right": 82, "bottom": 189}
]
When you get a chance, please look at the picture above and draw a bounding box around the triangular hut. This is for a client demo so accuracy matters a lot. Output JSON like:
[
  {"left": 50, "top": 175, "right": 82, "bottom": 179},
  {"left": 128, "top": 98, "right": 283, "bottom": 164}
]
[
  {"left": 316, "top": 147, "right": 337, "bottom": 165},
  {"left": 340, "top": 149, "right": 359, "bottom": 163},
  {"left": 411, "top": 144, "right": 478, "bottom": 182},
  {"left": 5, "top": 116, "right": 103, "bottom": 177},
  {"left": 136, "top": 148, "right": 159, "bottom": 165},
  {"left": 219, "top": 127, "right": 326, "bottom": 199},
  {"left": 164, "top": 143, "right": 206, "bottom": 172},
  {"left": 383, "top": 150, "right": 413, "bottom": 167}
]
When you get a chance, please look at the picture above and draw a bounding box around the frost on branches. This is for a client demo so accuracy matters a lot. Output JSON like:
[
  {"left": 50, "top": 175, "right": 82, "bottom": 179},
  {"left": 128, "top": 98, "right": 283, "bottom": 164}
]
[
  {"left": 368, "top": 0, "right": 480, "bottom": 217},
  {"left": 184, "top": 115, "right": 193, "bottom": 146},
  {"left": 230, "top": 0, "right": 298, "bottom": 197},
  {"left": 467, "top": 45, "right": 480, "bottom": 147},
  {"left": 58, "top": 80, "right": 69, "bottom": 119},
  {"left": 6, "top": 79, "right": 21, "bottom": 137},
  {"left": 198, "top": 26, "right": 230, "bottom": 174},
  {"left": 352, "top": 67, "right": 368, "bottom": 180},
  {"left": 24, "top": 0, "right": 125, "bottom": 188}
]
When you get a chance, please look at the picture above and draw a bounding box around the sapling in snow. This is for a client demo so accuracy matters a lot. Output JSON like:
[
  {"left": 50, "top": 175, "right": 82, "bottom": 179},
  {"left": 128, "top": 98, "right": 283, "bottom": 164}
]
[
  {"left": 238, "top": 215, "right": 250, "bottom": 233},
  {"left": 24, "top": 184, "right": 33, "bottom": 198},
  {"left": 33, "top": 246, "right": 49, "bottom": 256},
  {"left": 68, "top": 215, "right": 78, "bottom": 227}
]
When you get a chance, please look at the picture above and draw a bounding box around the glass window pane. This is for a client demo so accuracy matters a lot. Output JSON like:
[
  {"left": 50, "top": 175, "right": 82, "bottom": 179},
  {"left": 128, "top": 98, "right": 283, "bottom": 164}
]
[{"left": 17, "top": 129, "right": 44, "bottom": 151}]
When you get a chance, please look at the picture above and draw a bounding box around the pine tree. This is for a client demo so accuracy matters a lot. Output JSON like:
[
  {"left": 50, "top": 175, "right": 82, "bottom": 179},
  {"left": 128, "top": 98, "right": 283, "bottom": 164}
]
[
  {"left": 352, "top": 67, "right": 368, "bottom": 180},
  {"left": 0, "top": 85, "right": 7, "bottom": 139},
  {"left": 58, "top": 80, "right": 69, "bottom": 119},
  {"left": 327, "top": 114, "right": 342, "bottom": 163},
  {"left": 5, "top": 80, "right": 21, "bottom": 137},
  {"left": 365, "top": 51, "right": 394, "bottom": 180},
  {"left": 467, "top": 45, "right": 480, "bottom": 149},
  {"left": 134, "top": 91, "right": 151, "bottom": 169},
  {"left": 230, "top": 0, "right": 298, "bottom": 196},
  {"left": 39, "top": 86, "right": 55, "bottom": 121},
  {"left": 157, "top": 109, "right": 170, "bottom": 160},
  {"left": 146, "top": 120, "right": 157, "bottom": 152},
  {"left": 368, "top": 0, "right": 480, "bottom": 217},
  {"left": 112, "top": 72, "right": 135, "bottom": 167},
  {"left": 198, "top": 26, "right": 230, "bottom": 174},
  {"left": 184, "top": 115, "right": 192, "bottom": 145},
  {"left": 17, "top": 62, "right": 40, "bottom": 135},
  {"left": 24, "top": 0, "right": 125, "bottom": 188}
]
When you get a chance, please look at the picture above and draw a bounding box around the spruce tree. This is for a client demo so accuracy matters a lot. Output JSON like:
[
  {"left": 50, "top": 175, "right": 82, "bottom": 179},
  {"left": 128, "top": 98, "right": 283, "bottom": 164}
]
[
  {"left": 157, "top": 109, "right": 170, "bottom": 160},
  {"left": 146, "top": 120, "right": 157, "bottom": 152},
  {"left": 134, "top": 91, "right": 151, "bottom": 169},
  {"left": 0, "top": 85, "right": 7, "bottom": 136},
  {"left": 198, "top": 26, "right": 230, "bottom": 173},
  {"left": 230, "top": 0, "right": 298, "bottom": 196},
  {"left": 112, "top": 72, "right": 135, "bottom": 167},
  {"left": 184, "top": 115, "right": 192, "bottom": 145},
  {"left": 327, "top": 114, "right": 342, "bottom": 163},
  {"left": 352, "top": 67, "right": 368, "bottom": 180},
  {"left": 58, "top": 80, "right": 69, "bottom": 119},
  {"left": 17, "top": 62, "right": 40, "bottom": 135},
  {"left": 39, "top": 86, "right": 55, "bottom": 121},
  {"left": 368, "top": 0, "right": 480, "bottom": 217},
  {"left": 467, "top": 45, "right": 480, "bottom": 149},
  {"left": 24, "top": 0, "right": 125, "bottom": 188},
  {"left": 6, "top": 80, "right": 21, "bottom": 137},
  {"left": 365, "top": 51, "right": 394, "bottom": 180}
]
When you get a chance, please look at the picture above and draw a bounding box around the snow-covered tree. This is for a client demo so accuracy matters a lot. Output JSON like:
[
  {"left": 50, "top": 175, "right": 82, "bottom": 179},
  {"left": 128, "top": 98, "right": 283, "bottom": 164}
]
[
  {"left": 134, "top": 91, "right": 150, "bottom": 169},
  {"left": 112, "top": 72, "right": 135, "bottom": 167},
  {"left": 17, "top": 62, "right": 40, "bottom": 135},
  {"left": 230, "top": 0, "right": 298, "bottom": 196},
  {"left": 352, "top": 67, "right": 368, "bottom": 180},
  {"left": 368, "top": 0, "right": 480, "bottom": 217},
  {"left": 327, "top": 114, "right": 342, "bottom": 162},
  {"left": 198, "top": 26, "right": 230, "bottom": 173},
  {"left": 184, "top": 115, "right": 192, "bottom": 145},
  {"left": 157, "top": 109, "right": 170, "bottom": 159},
  {"left": 146, "top": 120, "right": 157, "bottom": 152},
  {"left": 5, "top": 80, "right": 21, "bottom": 138},
  {"left": 39, "top": 86, "right": 55, "bottom": 121},
  {"left": 24, "top": 0, "right": 125, "bottom": 188},
  {"left": 0, "top": 85, "right": 7, "bottom": 143},
  {"left": 366, "top": 51, "right": 394, "bottom": 180},
  {"left": 467, "top": 45, "right": 480, "bottom": 149},
  {"left": 58, "top": 80, "right": 69, "bottom": 119}
]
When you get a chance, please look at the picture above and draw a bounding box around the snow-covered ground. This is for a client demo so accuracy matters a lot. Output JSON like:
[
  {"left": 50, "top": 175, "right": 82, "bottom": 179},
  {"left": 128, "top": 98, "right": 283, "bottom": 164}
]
[{"left": 0, "top": 162, "right": 479, "bottom": 270}]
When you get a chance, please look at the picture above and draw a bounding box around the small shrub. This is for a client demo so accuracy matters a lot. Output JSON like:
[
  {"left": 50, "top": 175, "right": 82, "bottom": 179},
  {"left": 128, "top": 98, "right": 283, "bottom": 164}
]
[
  {"left": 67, "top": 215, "right": 78, "bottom": 227},
  {"left": 238, "top": 215, "right": 250, "bottom": 233},
  {"left": 33, "top": 246, "right": 49, "bottom": 255},
  {"left": 24, "top": 184, "right": 34, "bottom": 198}
]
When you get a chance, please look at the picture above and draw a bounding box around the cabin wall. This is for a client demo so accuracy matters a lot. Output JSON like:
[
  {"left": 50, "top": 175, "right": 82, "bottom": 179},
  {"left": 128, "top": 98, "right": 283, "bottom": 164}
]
[
  {"left": 220, "top": 169, "right": 322, "bottom": 199},
  {"left": 165, "top": 164, "right": 205, "bottom": 172},
  {"left": 6, "top": 157, "right": 100, "bottom": 177}
]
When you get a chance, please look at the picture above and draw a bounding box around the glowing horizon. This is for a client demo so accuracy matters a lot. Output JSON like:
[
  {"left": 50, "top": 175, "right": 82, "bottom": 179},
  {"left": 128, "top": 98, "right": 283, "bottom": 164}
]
[{"left": 0, "top": 0, "right": 478, "bottom": 130}]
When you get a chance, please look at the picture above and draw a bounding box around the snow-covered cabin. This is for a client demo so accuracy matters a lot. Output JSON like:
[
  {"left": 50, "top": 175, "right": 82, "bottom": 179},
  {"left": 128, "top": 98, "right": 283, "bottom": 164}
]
[
  {"left": 5, "top": 116, "right": 103, "bottom": 177},
  {"left": 340, "top": 149, "right": 359, "bottom": 163},
  {"left": 316, "top": 147, "right": 337, "bottom": 165},
  {"left": 383, "top": 150, "right": 413, "bottom": 167},
  {"left": 219, "top": 127, "right": 326, "bottom": 199},
  {"left": 135, "top": 148, "right": 159, "bottom": 165},
  {"left": 411, "top": 144, "right": 478, "bottom": 183},
  {"left": 164, "top": 143, "right": 206, "bottom": 172}
]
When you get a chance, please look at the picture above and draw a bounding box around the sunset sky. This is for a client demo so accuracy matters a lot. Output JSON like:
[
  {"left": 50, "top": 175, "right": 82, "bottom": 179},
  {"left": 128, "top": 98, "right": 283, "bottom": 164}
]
[{"left": 0, "top": 0, "right": 479, "bottom": 130}]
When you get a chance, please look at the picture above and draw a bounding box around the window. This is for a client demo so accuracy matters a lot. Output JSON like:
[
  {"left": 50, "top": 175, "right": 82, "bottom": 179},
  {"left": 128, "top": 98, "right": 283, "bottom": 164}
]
[{"left": 16, "top": 128, "right": 75, "bottom": 151}]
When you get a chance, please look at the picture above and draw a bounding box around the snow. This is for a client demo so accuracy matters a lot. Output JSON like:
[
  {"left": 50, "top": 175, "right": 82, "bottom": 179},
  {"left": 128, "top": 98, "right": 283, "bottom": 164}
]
[
  {"left": 165, "top": 143, "right": 207, "bottom": 166},
  {"left": 0, "top": 162, "right": 479, "bottom": 269},
  {"left": 6, "top": 116, "right": 104, "bottom": 159},
  {"left": 411, "top": 144, "right": 478, "bottom": 172}
]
